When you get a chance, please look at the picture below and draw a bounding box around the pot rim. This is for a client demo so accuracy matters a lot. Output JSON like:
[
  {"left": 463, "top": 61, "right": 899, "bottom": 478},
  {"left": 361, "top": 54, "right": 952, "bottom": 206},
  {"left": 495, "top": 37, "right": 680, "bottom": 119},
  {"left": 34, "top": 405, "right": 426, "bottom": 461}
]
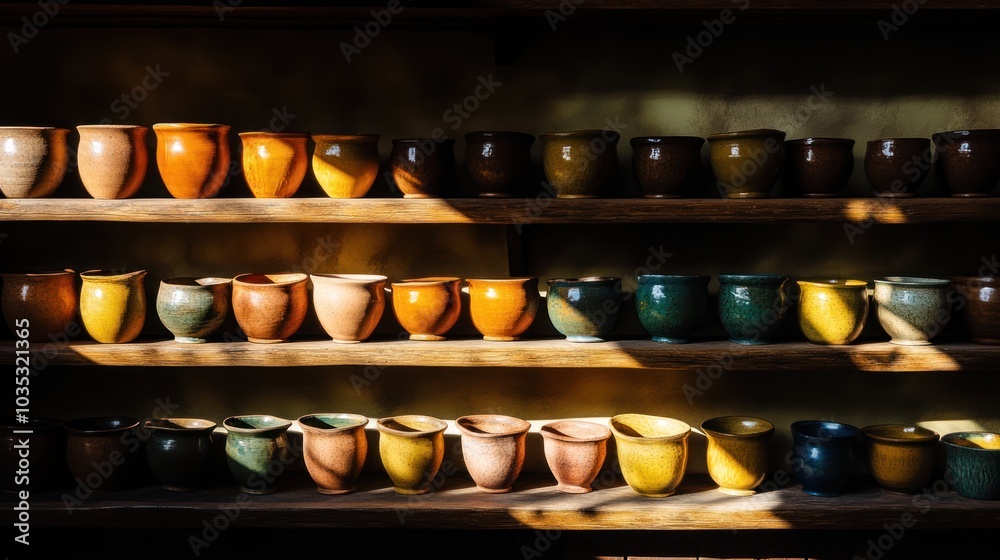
[
  {"left": 637, "top": 274, "right": 711, "bottom": 283},
  {"left": 701, "top": 415, "right": 775, "bottom": 439},
  {"left": 376, "top": 415, "right": 448, "bottom": 437},
  {"left": 610, "top": 414, "right": 691, "bottom": 442},
  {"left": 785, "top": 137, "right": 855, "bottom": 145},
  {"left": 456, "top": 414, "right": 531, "bottom": 438},
  {"left": 540, "top": 129, "right": 621, "bottom": 139},
  {"left": 796, "top": 279, "right": 869, "bottom": 289},
  {"left": 80, "top": 269, "right": 147, "bottom": 281},
  {"left": 874, "top": 276, "right": 950, "bottom": 287},
  {"left": 238, "top": 131, "right": 310, "bottom": 138},
  {"left": 0, "top": 269, "right": 75, "bottom": 278},
  {"left": 76, "top": 124, "right": 149, "bottom": 131},
  {"left": 393, "top": 276, "right": 461, "bottom": 286},
  {"left": 233, "top": 272, "right": 309, "bottom": 286},
  {"left": 539, "top": 419, "right": 611, "bottom": 443},
  {"left": 862, "top": 424, "right": 939, "bottom": 444},
  {"left": 391, "top": 138, "right": 456, "bottom": 144},
  {"left": 65, "top": 416, "right": 140, "bottom": 434},
  {"left": 222, "top": 414, "right": 293, "bottom": 433},
  {"left": 950, "top": 276, "right": 998, "bottom": 285},
  {"left": 466, "top": 277, "right": 538, "bottom": 284},
  {"left": 706, "top": 128, "right": 786, "bottom": 140},
  {"left": 790, "top": 420, "right": 862, "bottom": 440},
  {"left": 932, "top": 129, "right": 1000, "bottom": 138},
  {"left": 547, "top": 276, "right": 620, "bottom": 285},
  {"left": 143, "top": 418, "right": 218, "bottom": 432},
  {"left": 310, "top": 133, "right": 380, "bottom": 142},
  {"left": 718, "top": 273, "right": 788, "bottom": 283},
  {"left": 310, "top": 273, "right": 388, "bottom": 285},
  {"left": 866, "top": 137, "right": 929, "bottom": 145},
  {"left": 629, "top": 135, "right": 705, "bottom": 145},
  {"left": 160, "top": 277, "right": 232, "bottom": 288},
  {"left": 297, "top": 413, "right": 370, "bottom": 433},
  {"left": 152, "top": 123, "right": 230, "bottom": 131},
  {"left": 942, "top": 431, "right": 1000, "bottom": 452},
  {"left": 0, "top": 126, "right": 70, "bottom": 132},
  {"left": 0, "top": 416, "right": 64, "bottom": 430}
]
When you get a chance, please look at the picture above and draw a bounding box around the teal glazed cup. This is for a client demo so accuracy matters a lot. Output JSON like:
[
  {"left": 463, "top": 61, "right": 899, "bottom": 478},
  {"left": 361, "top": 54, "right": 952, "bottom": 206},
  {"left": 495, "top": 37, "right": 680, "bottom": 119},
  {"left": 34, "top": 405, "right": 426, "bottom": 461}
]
[
  {"left": 635, "top": 275, "right": 710, "bottom": 343},
  {"left": 942, "top": 431, "right": 1000, "bottom": 500},
  {"left": 223, "top": 415, "right": 293, "bottom": 495},
  {"left": 717, "top": 274, "right": 790, "bottom": 345},
  {"left": 546, "top": 277, "right": 623, "bottom": 343}
]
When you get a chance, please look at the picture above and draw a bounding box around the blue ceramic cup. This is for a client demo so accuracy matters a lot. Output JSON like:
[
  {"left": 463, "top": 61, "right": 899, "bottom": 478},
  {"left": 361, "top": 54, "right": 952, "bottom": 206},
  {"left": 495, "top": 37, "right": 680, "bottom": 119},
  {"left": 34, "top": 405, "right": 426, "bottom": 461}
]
[
  {"left": 546, "top": 277, "right": 622, "bottom": 343},
  {"left": 636, "top": 275, "right": 710, "bottom": 343},
  {"left": 790, "top": 420, "right": 862, "bottom": 497},
  {"left": 942, "top": 431, "right": 1000, "bottom": 500},
  {"left": 717, "top": 273, "right": 790, "bottom": 345}
]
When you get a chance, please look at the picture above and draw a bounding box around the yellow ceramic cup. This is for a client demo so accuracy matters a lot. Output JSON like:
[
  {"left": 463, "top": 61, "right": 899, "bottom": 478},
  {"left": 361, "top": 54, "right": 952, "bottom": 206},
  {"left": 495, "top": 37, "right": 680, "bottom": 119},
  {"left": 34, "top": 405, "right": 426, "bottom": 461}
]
[
  {"left": 609, "top": 413, "right": 690, "bottom": 497},
  {"left": 377, "top": 415, "right": 447, "bottom": 495},
  {"left": 862, "top": 424, "right": 939, "bottom": 494},
  {"left": 79, "top": 270, "right": 147, "bottom": 343},
  {"left": 701, "top": 415, "right": 775, "bottom": 496},
  {"left": 797, "top": 279, "right": 870, "bottom": 345}
]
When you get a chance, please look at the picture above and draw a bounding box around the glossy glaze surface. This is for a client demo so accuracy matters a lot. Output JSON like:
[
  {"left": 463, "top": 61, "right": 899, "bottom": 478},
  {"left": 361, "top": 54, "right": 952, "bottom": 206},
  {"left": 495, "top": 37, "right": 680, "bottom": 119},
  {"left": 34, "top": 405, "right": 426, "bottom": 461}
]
[
  {"left": 873, "top": 276, "right": 952, "bottom": 345},
  {"left": 391, "top": 277, "right": 461, "bottom": 341},
  {"left": 540, "top": 130, "right": 620, "bottom": 198},
  {"left": 610, "top": 414, "right": 691, "bottom": 497},
  {"left": 629, "top": 136, "right": 704, "bottom": 198},
  {"left": 465, "top": 131, "right": 534, "bottom": 197},
  {"left": 951, "top": 276, "right": 1000, "bottom": 344},
  {"left": 153, "top": 123, "right": 231, "bottom": 199},
  {"left": 223, "top": 415, "right": 293, "bottom": 494},
  {"left": 706, "top": 129, "right": 786, "bottom": 198},
  {"left": 862, "top": 424, "right": 939, "bottom": 494},
  {"left": 790, "top": 420, "right": 862, "bottom": 497},
  {"left": 864, "top": 138, "right": 931, "bottom": 197},
  {"left": 389, "top": 138, "right": 455, "bottom": 198},
  {"left": 796, "top": 279, "right": 870, "bottom": 345},
  {"left": 239, "top": 132, "right": 309, "bottom": 198},
  {"left": 546, "top": 277, "right": 622, "bottom": 343},
  {"left": 943, "top": 431, "right": 1000, "bottom": 500},
  {"left": 635, "top": 274, "right": 709, "bottom": 343},
  {"left": 932, "top": 129, "right": 1000, "bottom": 197},
  {"left": 144, "top": 418, "right": 217, "bottom": 491},
  {"left": 0, "top": 270, "right": 78, "bottom": 342},
  {"left": 79, "top": 270, "right": 147, "bottom": 344},
  {"left": 702, "top": 416, "right": 775, "bottom": 496},
  {"left": 311, "top": 134, "right": 380, "bottom": 198},
  {"left": 467, "top": 277, "right": 539, "bottom": 341},
  {"left": 717, "top": 274, "right": 789, "bottom": 345},
  {"left": 783, "top": 137, "right": 854, "bottom": 197}
]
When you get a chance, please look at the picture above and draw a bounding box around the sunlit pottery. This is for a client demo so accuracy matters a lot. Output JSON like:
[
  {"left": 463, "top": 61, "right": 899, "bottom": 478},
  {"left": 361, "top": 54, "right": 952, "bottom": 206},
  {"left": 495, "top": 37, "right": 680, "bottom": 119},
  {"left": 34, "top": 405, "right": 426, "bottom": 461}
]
[
  {"left": 456, "top": 414, "right": 530, "bottom": 493},
  {"left": 943, "top": 431, "right": 1000, "bottom": 500},
  {"left": 239, "top": 131, "right": 309, "bottom": 198},
  {"left": 390, "top": 277, "right": 461, "bottom": 341},
  {"left": 223, "top": 415, "right": 293, "bottom": 495},
  {"left": 1, "top": 270, "right": 78, "bottom": 342},
  {"left": 311, "top": 134, "right": 380, "bottom": 198},
  {"left": 610, "top": 413, "right": 691, "bottom": 497},
  {"left": 717, "top": 273, "right": 789, "bottom": 345},
  {"left": 546, "top": 277, "right": 623, "bottom": 343},
  {"left": 231, "top": 273, "right": 309, "bottom": 343},
  {"left": 0, "top": 126, "right": 69, "bottom": 198},
  {"left": 76, "top": 124, "right": 148, "bottom": 199},
  {"left": 79, "top": 270, "right": 147, "bottom": 343},
  {"left": 311, "top": 274, "right": 387, "bottom": 343},
  {"left": 152, "top": 123, "right": 231, "bottom": 199},
  {"left": 873, "top": 277, "right": 952, "bottom": 345},
  {"left": 702, "top": 415, "right": 775, "bottom": 496},
  {"left": 466, "top": 277, "right": 539, "bottom": 341},
  {"left": 539, "top": 420, "right": 610, "bottom": 494},
  {"left": 298, "top": 413, "right": 369, "bottom": 495},
  {"left": 796, "top": 279, "right": 870, "bottom": 345},
  {"left": 377, "top": 415, "right": 447, "bottom": 495},
  {"left": 156, "top": 277, "right": 231, "bottom": 343},
  {"left": 862, "top": 424, "right": 939, "bottom": 494}
]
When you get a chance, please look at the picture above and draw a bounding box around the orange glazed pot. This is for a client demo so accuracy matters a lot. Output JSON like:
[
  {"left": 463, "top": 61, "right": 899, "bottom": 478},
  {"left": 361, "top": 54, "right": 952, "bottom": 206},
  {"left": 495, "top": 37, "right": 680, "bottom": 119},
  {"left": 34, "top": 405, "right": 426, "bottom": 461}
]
[
  {"left": 153, "top": 123, "right": 231, "bottom": 199},
  {"left": 239, "top": 132, "right": 309, "bottom": 198},
  {"left": 232, "top": 273, "right": 309, "bottom": 343},
  {"left": 391, "top": 277, "right": 461, "bottom": 341},
  {"left": 466, "top": 277, "right": 539, "bottom": 341}
]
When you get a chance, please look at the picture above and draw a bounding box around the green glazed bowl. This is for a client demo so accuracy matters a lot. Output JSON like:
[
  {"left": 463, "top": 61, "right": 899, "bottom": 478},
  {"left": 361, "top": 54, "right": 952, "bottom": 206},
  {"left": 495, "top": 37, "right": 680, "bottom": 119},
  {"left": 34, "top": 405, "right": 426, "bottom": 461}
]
[
  {"left": 943, "top": 431, "right": 1000, "bottom": 500},
  {"left": 223, "top": 415, "right": 293, "bottom": 495},
  {"left": 546, "top": 277, "right": 623, "bottom": 343}
]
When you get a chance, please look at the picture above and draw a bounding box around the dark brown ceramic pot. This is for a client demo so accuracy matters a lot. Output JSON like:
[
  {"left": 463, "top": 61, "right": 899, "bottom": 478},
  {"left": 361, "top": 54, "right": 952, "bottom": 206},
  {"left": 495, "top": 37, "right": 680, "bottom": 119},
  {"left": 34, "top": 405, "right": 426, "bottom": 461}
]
[
  {"left": 951, "top": 276, "right": 1000, "bottom": 344},
  {"left": 706, "top": 129, "right": 786, "bottom": 198},
  {"left": 144, "top": 418, "right": 217, "bottom": 491},
  {"left": 389, "top": 138, "right": 456, "bottom": 198},
  {"left": 629, "top": 136, "right": 704, "bottom": 198},
  {"left": 864, "top": 138, "right": 931, "bottom": 197},
  {"left": 464, "top": 131, "right": 535, "bottom": 197},
  {"left": 540, "top": 130, "right": 620, "bottom": 198},
  {"left": 932, "top": 129, "right": 1000, "bottom": 197},
  {"left": 1, "top": 417, "right": 69, "bottom": 492},
  {"left": 64, "top": 416, "right": 143, "bottom": 491},
  {"left": 784, "top": 137, "right": 855, "bottom": 197}
]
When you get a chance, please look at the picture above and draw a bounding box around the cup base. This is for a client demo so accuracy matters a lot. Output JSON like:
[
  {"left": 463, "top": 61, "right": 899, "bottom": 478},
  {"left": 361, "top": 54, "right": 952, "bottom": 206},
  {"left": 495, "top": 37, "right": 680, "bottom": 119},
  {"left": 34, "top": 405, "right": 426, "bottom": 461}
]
[
  {"left": 635, "top": 490, "right": 676, "bottom": 498},
  {"left": 174, "top": 336, "right": 207, "bottom": 344},
  {"left": 880, "top": 486, "right": 919, "bottom": 495},
  {"left": 317, "top": 486, "right": 356, "bottom": 495},
  {"left": 477, "top": 485, "right": 513, "bottom": 494},
  {"left": 643, "top": 194, "right": 682, "bottom": 199},
  {"left": 478, "top": 192, "right": 513, "bottom": 198},
  {"left": 555, "top": 194, "right": 601, "bottom": 199},
  {"left": 555, "top": 483, "right": 592, "bottom": 493},
  {"left": 725, "top": 193, "right": 768, "bottom": 199},
  {"left": 889, "top": 338, "right": 932, "bottom": 346},
  {"left": 394, "top": 486, "right": 430, "bottom": 495},
  {"left": 729, "top": 338, "right": 771, "bottom": 346},
  {"left": 409, "top": 334, "right": 445, "bottom": 341},
  {"left": 483, "top": 335, "right": 520, "bottom": 342},
  {"left": 799, "top": 193, "right": 839, "bottom": 198},
  {"left": 718, "top": 487, "right": 756, "bottom": 497},
  {"left": 241, "top": 486, "right": 276, "bottom": 495},
  {"left": 163, "top": 485, "right": 196, "bottom": 492},
  {"left": 873, "top": 192, "right": 916, "bottom": 198},
  {"left": 652, "top": 336, "right": 688, "bottom": 344},
  {"left": 565, "top": 335, "right": 605, "bottom": 343},
  {"left": 802, "top": 488, "right": 840, "bottom": 497},
  {"left": 402, "top": 194, "right": 441, "bottom": 199},
  {"left": 247, "top": 337, "right": 288, "bottom": 344},
  {"left": 330, "top": 338, "right": 362, "bottom": 344},
  {"left": 950, "top": 192, "right": 992, "bottom": 197}
]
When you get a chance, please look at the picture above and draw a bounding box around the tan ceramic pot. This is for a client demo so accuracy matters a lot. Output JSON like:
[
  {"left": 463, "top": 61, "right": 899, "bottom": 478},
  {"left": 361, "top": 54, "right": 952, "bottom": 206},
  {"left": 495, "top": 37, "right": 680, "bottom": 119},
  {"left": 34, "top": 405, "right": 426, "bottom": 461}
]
[
  {"left": 0, "top": 270, "right": 78, "bottom": 342},
  {"left": 298, "top": 413, "right": 369, "bottom": 495},
  {"left": 232, "top": 273, "right": 309, "bottom": 343},
  {"left": 466, "top": 278, "right": 540, "bottom": 342},
  {"left": 0, "top": 127, "right": 69, "bottom": 198},
  {"left": 540, "top": 420, "right": 611, "bottom": 494},
  {"left": 391, "top": 277, "right": 461, "bottom": 341},
  {"left": 456, "top": 414, "right": 530, "bottom": 493},
  {"left": 153, "top": 123, "right": 231, "bottom": 199},
  {"left": 311, "top": 274, "right": 387, "bottom": 343},
  {"left": 311, "top": 134, "right": 380, "bottom": 198},
  {"left": 701, "top": 415, "right": 775, "bottom": 496},
  {"left": 76, "top": 124, "right": 149, "bottom": 199},
  {"left": 79, "top": 270, "right": 147, "bottom": 344},
  {"left": 239, "top": 132, "right": 309, "bottom": 198}
]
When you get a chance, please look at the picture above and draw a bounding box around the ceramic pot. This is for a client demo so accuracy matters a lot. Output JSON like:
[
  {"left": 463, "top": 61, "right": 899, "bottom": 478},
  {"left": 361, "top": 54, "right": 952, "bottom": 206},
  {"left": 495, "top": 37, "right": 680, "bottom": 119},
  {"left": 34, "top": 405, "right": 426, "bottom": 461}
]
[
  {"left": 864, "top": 138, "right": 931, "bottom": 197},
  {"left": 223, "top": 415, "right": 293, "bottom": 495},
  {"left": 239, "top": 131, "right": 309, "bottom": 198},
  {"left": 702, "top": 416, "right": 775, "bottom": 496},
  {"left": 144, "top": 418, "right": 217, "bottom": 491},
  {"left": 464, "top": 131, "right": 535, "bottom": 197},
  {"left": 873, "top": 277, "right": 952, "bottom": 346},
  {"left": 64, "top": 416, "right": 142, "bottom": 491},
  {"left": 796, "top": 279, "right": 870, "bottom": 345},
  {"left": 706, "top": 129, "right": 786, "bottom": 198},
  {"left": 390, "top": 277, "right": 461, "bottom": 341},
  {"left": 76, "top": 124, "right": 148, "bottom": 199},
  {"left": 456, "top": 414, "right": 530, "bottom": 494},
  {"left": 790, "top": 420, "right": 862, "bottom": 497},
  {"left": 0, "top": 127, "right": 69, "bottom": 198},
  {"left": 539, "top": 420, "right": 610, "bottom": 494},
  {"left": 156, "top": 277, "right": 231, "bottom": 343},
  {"left": 311, "top": 134, "right": 380, "bottom": 198},
  {"left": 152, "top": 123, "right": 231, "bottom": 199},
  {"left": 298, "top": 413, "right": 369, "bottom": 495},
  {"left": 1, "top": 416, "right": 68, "bottom": 492},
  {"left": 376, "top": 415, "right": 447, "bottom": 495},
  {"left": 635, "top": 274, "right": 709, "bottom": 343},
  {"left": 389, "top": 138, "right": 455, "bottom": 198},
  {"left": 546, "top": 277, "right": 623, "bottom": 343},
  {"left": 1, "top": 270, "right": 78, "bottom": 342},
  {"left": 610, "top": 413, "right": 691, "bottom": 497},
  {"left": 932, "top": 129, "right": 1000, "bottom": 197},
  {"left": 79, "top": 270, "right": 147, "bottom": 344},
  {"left": 951, "top": 276, "right": 1000, "bottom": 344},
  {"left": 466, "top": 277, "right": 539, "bottom": 341},
  {"left": 942, "top": 431, "right": 1000, "bottom": 500},
  {"left": 540, "top": 130, "right": 620, "bottom": 198},
  {"left": 231, "top": 273, "right": 309, "bottom": 343},
  {"left": 783, "top": 137, "right": 855, "bottom": 197},
  {"left": 311, "top": 274, "right": 387, "bottom": 343},
  {"left": 862, "top": 424, "right": 939, "bottom": 494},
  {"left": 717, "top": 274, "right": 790, "bottom": 345},
  {"left": 629, "top": 136, "right": 704, "bottom": 198}
]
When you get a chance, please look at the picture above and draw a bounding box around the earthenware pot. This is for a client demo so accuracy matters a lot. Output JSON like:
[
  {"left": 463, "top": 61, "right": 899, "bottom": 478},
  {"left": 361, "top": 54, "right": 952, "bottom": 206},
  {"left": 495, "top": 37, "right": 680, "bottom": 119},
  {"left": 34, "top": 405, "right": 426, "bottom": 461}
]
[
  {"left": 796, "top": 279, "right": 870, "bottom": 345},
  {"left": 546, "top": 277, "right": 623, "bottom": 343},
  {"left": 702, "top": 416, "right": 775, "bottom": 496},
  {"left": 231, "top": 273, "right": 309, "bottom": 343},
  {"left": 389, "top": 138, "right": 455, "bottom": 198},
  {"left": 239, "top": 132, "right": 309, "bottom": 198},
  {"left": 862, "top": 424, "right": 939, "bottom": 494},
  {"left": 311, "top": 134, "right": 380, "bottom": 198},
  {"left": 298, "top": 413, "right": 369, "bottom": 495},
  {"left": 156, "top": 277, "right": 231, "bottom": 343},
  {"left": 64, "top": 416, "right": 142, "bottom": 491},
  {"left": 864, "top": 138, "right": 931, "bottom": 197},
  {"left": 783, "top": 137, "right": 855, "bottom": 197},
  {"left": 951, "top": 276, "right": 1000, "bottom": 344},
  {"left": 466, "top": 277, "right": 539, "bottom": 341},
  {"left": 79, "top": 270, "right": 147, "bottom": 344},
  {"left": 539, "top": 420, "right": 610, "bottom": 494},
  {"left": 76, "top": 124, "right": 148, "bottom": 199},
  {"left": 932, "top": 129, "right": 1000, "bottom": 197},
  {"left": 0, "top": 127, "right": 69, "bottom": 198},
  {"left": 635, "top": 274, "right": 710, "bottom": 343},
  {"left": 144, "top": 418, "right": 217, "bottom": 491},
  {"left": 152, "top": 123, "right": 231, "bottom": 199},
  {"left": 873, "top": 277, "right": 952, "bottom": 345},
  {"left": 223, "top": 415, "right": 293, "bottom": 495},
  {"left": 311, "top": 274, "right": 387, "bottom": 343},
  {"left": 390, "top": 277, "right": 461, "bottom": 341},
  {"left": 1, "top": 270, "right": 78, "bottom": 342},
  {"left": 1, "top": 416, "right": 68, "bottom": 492},
  {"left": 706, "top": 129, "right": 786, "bottom": 198},
  {"left": 790, "top": 420, "right": 862, "bottom": 497},
  {"left": 942, "top": 431, "right": 1000, "bottom": 500},
  {"left": 717, "top": 274, "right": 789, "bottom": 345},
  {"left": 456, "top": 414, "right": 530, "bottom": 493},
  {"left": 610, "top": 413, "right": 691, "bottom": 497},
  {"left": 540, "top": 130, "right": 620, "bottom": 198},
  {"left": 629, "top": 136, "right": 704, "bottom": 198},
  {"left": 376, "top": 415, "right": 447, "bottom": 495},
  {"left": 464, "top": 131, "right": 535, "bottom": 197}
]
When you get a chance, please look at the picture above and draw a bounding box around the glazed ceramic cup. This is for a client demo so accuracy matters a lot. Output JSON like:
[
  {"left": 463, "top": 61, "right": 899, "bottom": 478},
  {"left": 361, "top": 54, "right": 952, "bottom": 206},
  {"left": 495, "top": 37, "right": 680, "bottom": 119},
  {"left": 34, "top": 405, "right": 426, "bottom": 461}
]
[
  {"left": 389, "top": 138, "right": 455, "bottom": 198},
  {"left": 546, "top": 277, "right": 623, "bottom": 343},
  {"left": 79, "top": 270, "right": 147, "bottom": 344},
  {"left": 0, "top": 127, "right": 69, "bottom": 198},
  {"left": 796, "top": 279, "right": 870, "bottom": 345},
  {"left": 298, "top": 413, "right": 369, "bottom": 495},
  {"left": 873, "top": 277, "right": 952, "bottom": 345},
  {"left": 790, "top": 420, "right": 862, "bottom": 497},
  {"left": 464, "top": 131, "right": 535, "bottom": 197},
  {"left": 942, "top": 431, "right": 1000, "bottom": 500},
  {"left": 783, "top": 137, "right": 855, "bottom": 197},
  {"left": 706, "top": 129, "right": 786, "bottom": 198},
  {"left": 311, "top": 274, "right": 387, "bottom": 343},
  {"left": 717, "top": 274, "right": 790, "bottom": 345},
  {"left": 144, "top": 418, "right": 217, "bottom": 491},
  {"left": 390, "top": 277, "right": 462, "bottom": 341},
  {"left": 862, "top": 424, "right": 939, "bottom": 494},
  {"left": 156, "top": 277, "right": 232, "bottom": 343},
  {"left": 76, "top": 124, "right": 148, "bottom": 199},
  {"left": 311, "top": 134, "right": 380, "bottom": 198},
  {"left": 376, "top": 415, "right": 448, "bottom": 495},
  {"left": 610, "top": 414, "right": 691, "bottom": 497},
  {"left": 153, "top": 123, "right": 231, "bottom": 199},
  {"left": 540, "top": 130, "right": 620, "bottom": 198},
  {"left": 64, "top": 416, "right": 142, "bottom": 491},
  {"left": 1, "top": 417, "right": 68, "bottom": 492},
  {"left": 702, "top": 416, "right": 775, "bottom": 496},
  {"left": 232, "top": 273, "right": 309, "bottom": 343},
  {"left": 466, "top": 277, "right": 540, "bottom": 341},
  {"left": 223, "top": 415, "right": 293, "bottom": 495},
  {"left": 456, "top": 414, "right": 531, "bottom": 493},
  {"left": 951, "top": 276, "right": 1000, "bottom": 344},
  {"left": 539, "top": 420, "right": 610, "bottom": 494},
  {"left": 239, "top": 131, "right": 309, "bottom": 198},
  {"left": 932, "top": 129, "right": 1000, "bottom": 197},
  {"left": 864, "top": 138, "right": 931, "bottom": 197},
  {"left": 635, "top": 274, "right": 710, "bottom": 343},
  {"left": 1, "top": 270, "right": 78, "bottom": 342},
  {"left": 629, "top": 136, "right": 704, "bottom": 198}
]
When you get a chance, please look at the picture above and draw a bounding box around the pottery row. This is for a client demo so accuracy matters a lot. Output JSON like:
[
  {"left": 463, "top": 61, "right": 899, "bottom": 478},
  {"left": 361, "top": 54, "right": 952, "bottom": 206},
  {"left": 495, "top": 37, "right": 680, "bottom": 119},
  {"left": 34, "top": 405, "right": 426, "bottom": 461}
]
[{"left": 1, "top": 126, "right": 998, "bottom": 200}]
